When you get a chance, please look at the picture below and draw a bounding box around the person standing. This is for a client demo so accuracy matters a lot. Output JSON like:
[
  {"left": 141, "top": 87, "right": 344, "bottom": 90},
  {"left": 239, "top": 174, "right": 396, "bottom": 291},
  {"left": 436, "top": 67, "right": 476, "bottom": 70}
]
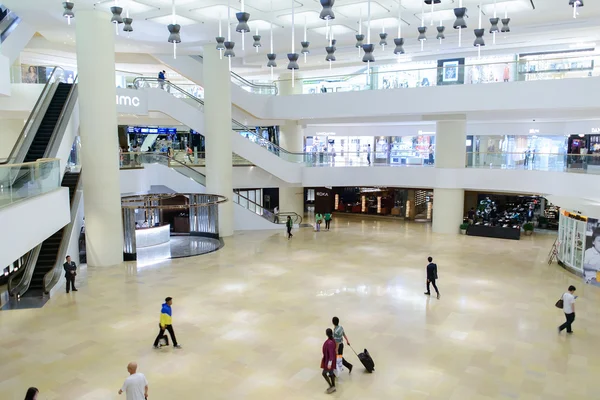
[
  {"left": 315, "top": 213, "right": 323, "bottom": 232},
  {"left": 286, "top": 216, "right": 293, "bottom": 240},
  {"left": 428, "top": 145, "right": 434, "bottom": 165},
  {"left": 158, "top": 70, "right": 166, "bottom": 90},
  {"left": 467, "top": 207, "right": 476, "bottom": 224},
  {"left": 118, "top": 362, "right": 148, "bottom": 400},
  {"left": 366, "top": 144, "right": 371, "bottom": 165},
  {"left": 24, "top": 387, "right": 39, "bottom": 400},
  {"left": 424, "top": 256, "right": 440, "bottom": 299},
  {"left": 63, "top": 255, "right": 78, "bottom": 293},
  {"left": 273, "top": 206, "right": 279, "bottom": 224},
  {"left": 558, "top": 285, "right": 577, "bottom": 334},
  {"left": 321, "top": 328, "right": 337, "bottom": 394},
  {"left": 324, "top": 212, "right": 332, "bottom": 231},
  {"left": 332, "top": 317, "right": 353, "bottom": 374},
  {"left": 153, "top": 297, "right": 182, "bottom": 349}
]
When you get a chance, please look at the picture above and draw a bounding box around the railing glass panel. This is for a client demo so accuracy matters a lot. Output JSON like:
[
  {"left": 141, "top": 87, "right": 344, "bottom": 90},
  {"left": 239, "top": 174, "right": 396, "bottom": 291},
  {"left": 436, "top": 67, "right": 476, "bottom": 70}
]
[{"left": 0, "top": 159, "right": 61, "bottom": 208}]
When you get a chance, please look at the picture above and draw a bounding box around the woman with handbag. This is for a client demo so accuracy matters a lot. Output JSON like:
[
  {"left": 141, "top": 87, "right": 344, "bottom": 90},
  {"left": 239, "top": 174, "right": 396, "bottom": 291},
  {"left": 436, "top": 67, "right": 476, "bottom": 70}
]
[
  {"left": 321, "top": 328, "right": 337, "bottom": 394},
  {"left": 557, "top": 285, "right": 577, "bottom": 334}
]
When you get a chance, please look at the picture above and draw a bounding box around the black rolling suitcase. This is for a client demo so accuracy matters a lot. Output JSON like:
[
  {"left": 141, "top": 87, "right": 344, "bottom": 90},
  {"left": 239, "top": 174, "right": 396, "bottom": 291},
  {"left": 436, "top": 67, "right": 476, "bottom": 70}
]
[{"left": 350, "top": 345, "right": 375, "bottom": 373}]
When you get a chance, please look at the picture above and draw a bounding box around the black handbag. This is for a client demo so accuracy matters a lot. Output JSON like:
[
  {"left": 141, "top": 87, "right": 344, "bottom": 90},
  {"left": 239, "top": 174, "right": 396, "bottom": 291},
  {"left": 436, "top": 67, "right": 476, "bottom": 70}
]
[{"left": 555, "top": 295, "right": 564, "bottom": 309}]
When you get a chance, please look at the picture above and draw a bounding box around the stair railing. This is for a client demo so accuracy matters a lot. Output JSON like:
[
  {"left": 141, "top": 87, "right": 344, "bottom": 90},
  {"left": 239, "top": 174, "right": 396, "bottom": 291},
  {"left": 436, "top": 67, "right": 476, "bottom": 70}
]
[{"left": 233, "top": 190, "right": 303, "bottom": 225}]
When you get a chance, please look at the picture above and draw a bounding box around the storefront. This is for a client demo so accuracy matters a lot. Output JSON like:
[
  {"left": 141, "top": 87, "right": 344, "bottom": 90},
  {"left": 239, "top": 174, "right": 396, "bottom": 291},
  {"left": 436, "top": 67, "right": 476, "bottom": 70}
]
[
  {"left": 517, "top": 49, "right": 595, "bottom": 82},
  {"left": 557, "top": 210, "right": 600, "bottom": 286}
]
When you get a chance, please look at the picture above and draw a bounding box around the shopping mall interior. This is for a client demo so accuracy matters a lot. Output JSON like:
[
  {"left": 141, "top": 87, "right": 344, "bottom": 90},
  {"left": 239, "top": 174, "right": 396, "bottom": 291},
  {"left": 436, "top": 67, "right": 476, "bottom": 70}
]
[{"left": 1, "top": 0, "right": 600, "bottom": 399}]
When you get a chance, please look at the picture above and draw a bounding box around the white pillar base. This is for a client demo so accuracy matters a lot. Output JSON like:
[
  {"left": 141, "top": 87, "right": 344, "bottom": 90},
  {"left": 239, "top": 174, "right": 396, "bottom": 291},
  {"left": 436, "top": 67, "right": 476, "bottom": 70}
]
[{"left": 432, "top": 188, "right": 465, "bottom": 234}]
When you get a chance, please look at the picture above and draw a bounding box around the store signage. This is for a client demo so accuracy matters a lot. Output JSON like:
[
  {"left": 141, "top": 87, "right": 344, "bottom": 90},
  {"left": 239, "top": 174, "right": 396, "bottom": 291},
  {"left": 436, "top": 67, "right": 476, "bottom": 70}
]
[
  {"left": 116, "top": 88, "right": 148, "bottom": 115},
  {"left": 592, "top": 128, "right": 600, "bottom": 134},
  {"left": 529, "top": 129, "right": 540, "bottom": 134},
  {"left": 316, "top": 192, "right": 329, "bottom": 197}
]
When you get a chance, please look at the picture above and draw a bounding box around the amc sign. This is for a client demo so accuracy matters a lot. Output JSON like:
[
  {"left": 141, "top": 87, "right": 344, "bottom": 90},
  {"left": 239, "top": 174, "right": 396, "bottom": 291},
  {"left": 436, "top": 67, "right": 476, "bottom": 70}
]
[{"left": 115, "top": 88, "right": 148, "bottom": 115}]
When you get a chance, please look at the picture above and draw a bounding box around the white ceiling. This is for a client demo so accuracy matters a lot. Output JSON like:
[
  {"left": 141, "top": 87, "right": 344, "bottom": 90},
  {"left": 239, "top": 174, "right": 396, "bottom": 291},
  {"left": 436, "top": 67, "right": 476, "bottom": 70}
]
[{"left": 3, "top": 0, "right": 600, "bottom": 72}]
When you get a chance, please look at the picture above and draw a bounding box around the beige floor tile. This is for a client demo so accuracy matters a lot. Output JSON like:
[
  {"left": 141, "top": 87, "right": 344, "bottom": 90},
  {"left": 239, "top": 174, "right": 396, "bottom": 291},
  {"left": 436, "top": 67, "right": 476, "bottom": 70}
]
[{"left": 1, "top": 216, "right": 598, "bottom": 400}]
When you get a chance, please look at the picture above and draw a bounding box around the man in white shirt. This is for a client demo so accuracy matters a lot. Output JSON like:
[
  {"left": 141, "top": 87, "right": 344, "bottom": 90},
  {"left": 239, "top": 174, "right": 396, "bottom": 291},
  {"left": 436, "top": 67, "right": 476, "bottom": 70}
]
[
  {"left": 558, "top": 285, "right": 577, "bottom": 334},
  {"left": 119, "top": 362, "right": 148, "bottom": 400}
]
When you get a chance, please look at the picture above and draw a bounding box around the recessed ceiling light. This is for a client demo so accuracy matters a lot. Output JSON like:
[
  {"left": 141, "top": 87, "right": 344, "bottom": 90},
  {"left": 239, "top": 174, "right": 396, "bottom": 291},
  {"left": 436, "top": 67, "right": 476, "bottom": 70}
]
[
  {"left": 94, "top": 0, "right": 158, "bottom": 14},
  {"left": 249, "top": 20, "right": 279, "bottom": 31},
  {"left": 147, "top": 14, "right": 198, "bottom": 27},
  {"left": 367, "top": 17, "right": 402, "bottom": 30},
  {"left": 247, "top": 0, "right": 302, "bottom": 12},
  {"left": 311, "top": 25, "right": 356, "bottom": 36},
  {"left": 335, "top": 1, "right": 390, "bottom": 18},
  {"left": 277, "top": 11, "right": 323, "bottom": 26},
  {"left": 190, "top": 5, "right": 240, "bottom": 20}
]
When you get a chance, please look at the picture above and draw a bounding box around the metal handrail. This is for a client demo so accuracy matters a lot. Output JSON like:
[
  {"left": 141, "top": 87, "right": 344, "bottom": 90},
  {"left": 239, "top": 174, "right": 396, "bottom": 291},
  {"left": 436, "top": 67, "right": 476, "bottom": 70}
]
[
  {"left": 131, "top": 78, "right": 303, "bottom": 158},
  {"left": 9, "top": 244, "right": 42, "bottom": 297},
  {"left": 0, "top": 9, "right": 20, "bottom": 42},
  {"left": 1, "top": 66, "right": 65, "bottom": 165},
  {"left": 43, "top": 170, "right": 83, "bottom": 294},
  {"left": 233, "top": 189, "right": 303, "bottom": 225},
  {"left": 129, "top": 152, "right": 207, "bottom": 186},
  {"left": 191, "top": 55, "right": 278, "bottom": 95}
]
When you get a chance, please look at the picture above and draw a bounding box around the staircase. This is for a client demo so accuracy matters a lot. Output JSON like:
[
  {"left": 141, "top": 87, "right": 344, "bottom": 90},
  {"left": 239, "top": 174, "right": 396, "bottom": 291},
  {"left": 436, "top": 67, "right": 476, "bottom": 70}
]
[
  {"left": 22, "top": 171, "right": 80, "bottom": 297},
  {"left": 24, "top": 83, "right": 72, "bottom": 162}
]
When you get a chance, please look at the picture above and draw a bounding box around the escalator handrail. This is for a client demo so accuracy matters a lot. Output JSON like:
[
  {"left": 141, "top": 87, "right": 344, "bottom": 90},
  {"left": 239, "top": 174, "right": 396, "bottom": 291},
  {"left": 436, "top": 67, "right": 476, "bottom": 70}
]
[
  {"left": 137, "top": 152, "right": 207, "bottom": 185},
  {"left": 1, "top": 66, "right": 66, "bottom": 165},
  {"left": 0, "top": 9, "right": 20, "bottom": 42},
  {"left": 131, "top": 78, "right": 305, "bottom": 158},
  {"left": 44, "top": 75, "right": 78, "bottom": 159},
  {"left": 43, "top": 169, "right": 83, "bottom": 294},
  {"left": 191, "top": 55, "right": 278, "bottom": 95},
  {"left": 8, "top": 243, "right": 42, "bottom": 297},
  {"left": 233, "top": 189, "right": 303, "bottom": 225}
]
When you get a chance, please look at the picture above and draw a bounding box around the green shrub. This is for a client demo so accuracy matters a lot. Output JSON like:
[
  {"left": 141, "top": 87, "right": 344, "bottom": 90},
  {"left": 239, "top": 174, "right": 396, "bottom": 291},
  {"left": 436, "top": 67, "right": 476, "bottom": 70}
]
[
  {"left": 460, "top": 223, "right": 469, "bottom": 230},
  {"left": 523, "top": 222, "right": 534, "bottom": 231}
]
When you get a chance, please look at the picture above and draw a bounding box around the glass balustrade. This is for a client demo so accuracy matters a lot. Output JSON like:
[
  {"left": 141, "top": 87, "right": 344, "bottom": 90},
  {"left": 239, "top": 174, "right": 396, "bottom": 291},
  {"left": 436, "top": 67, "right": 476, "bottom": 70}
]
[
  {"left": 274, "top": 54, "right": 599, "bottom": 94},
  {"left": 0, "top": 159, "right": 61, "bottom": 208}
]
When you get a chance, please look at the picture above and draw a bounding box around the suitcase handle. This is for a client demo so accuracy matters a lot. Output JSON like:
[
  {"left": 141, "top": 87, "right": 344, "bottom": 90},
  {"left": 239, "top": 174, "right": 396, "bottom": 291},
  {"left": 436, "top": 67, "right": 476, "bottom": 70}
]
[{"left": 348, "top": 344, "right": 359, "bottom": 356}]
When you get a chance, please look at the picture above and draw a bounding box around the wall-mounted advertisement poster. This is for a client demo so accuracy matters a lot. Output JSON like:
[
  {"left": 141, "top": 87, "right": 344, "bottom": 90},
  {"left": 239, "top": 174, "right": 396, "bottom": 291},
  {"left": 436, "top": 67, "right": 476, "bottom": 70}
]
[{"left": 436, "top": 58, "right": 465, "bottom": 85}]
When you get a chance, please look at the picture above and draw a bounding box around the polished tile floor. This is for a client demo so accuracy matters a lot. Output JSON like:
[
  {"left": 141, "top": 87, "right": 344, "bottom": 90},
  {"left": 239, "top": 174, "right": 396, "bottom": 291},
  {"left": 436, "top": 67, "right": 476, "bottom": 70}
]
[{"left": 1, "top": 217, "right": 599, "bottom": 400}]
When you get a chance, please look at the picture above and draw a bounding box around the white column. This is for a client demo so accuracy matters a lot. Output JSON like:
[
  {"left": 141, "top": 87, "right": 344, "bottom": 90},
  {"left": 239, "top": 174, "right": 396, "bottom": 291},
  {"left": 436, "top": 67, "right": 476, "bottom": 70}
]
[
  {"left": 203, "top": 45, "right": 234, "bottom": 237},
  {"left": 76, "top": 10, "right": 123, "bottom": 266},
  {"left": 276, "top": 72, "right": 304, "bottom": 217},
  {"left": 432, "top": 118, "right": 466, "bottom": 234}
]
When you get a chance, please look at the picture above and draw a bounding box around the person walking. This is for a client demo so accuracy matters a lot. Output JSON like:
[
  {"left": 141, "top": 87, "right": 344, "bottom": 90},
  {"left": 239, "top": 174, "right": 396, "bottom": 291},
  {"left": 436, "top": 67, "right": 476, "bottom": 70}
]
[
  {"left": 332, "top": 317, "right": 353, "bottom": 375},
  {"left": 63, "top": 255, "right": 78, "bottom": 293},
  {"left": 424, "top": 256, "right": 440, "bottom": 299},
  {"left": 273, "top": 206, "right": 279, "bottom": 224},
  {"left": 321, "top": 328, "right": 337, "bottom": 394},
  {"left": 118, "top": 362, "right": 148, "bottom": 400},
  {"left": 286, "top": 215, "right": 293, "bottom": 240},
  {"left": 24, "top": 387, "right": 39, "bottom": 400},
  {"left": 366, "top": 144, "right": 371, "bottom": 165},
  {"left": 315, "top": 213, "right": 323, "bottom": 232},
  {"left": 153, "top": 297, "right": 182, "bottom": 349},
  {"left": 324, "top": 212, "right": 332, "bottom": 231},
  {"left": 558, "top": 285, "right": 577, "bottom": 334}
]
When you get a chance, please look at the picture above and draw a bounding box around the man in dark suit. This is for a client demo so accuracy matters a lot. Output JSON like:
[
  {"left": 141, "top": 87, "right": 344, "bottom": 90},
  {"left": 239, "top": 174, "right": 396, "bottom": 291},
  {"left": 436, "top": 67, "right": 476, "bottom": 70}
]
[
  {"left": 424, "top": 256, "right": 439, "bottom": 299},
  {"left": 63, "top": 255, "right": 78, "bottom": 293}
]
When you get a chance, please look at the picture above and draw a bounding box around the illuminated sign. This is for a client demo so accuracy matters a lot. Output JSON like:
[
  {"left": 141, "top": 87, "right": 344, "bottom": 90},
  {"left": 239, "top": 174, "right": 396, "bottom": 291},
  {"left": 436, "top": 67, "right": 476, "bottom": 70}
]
[
  {"left": 592, "top": 128, "right": 600, "bottom": 134},
  {"left": 529, "top": 129, "right": 540, "bottom": 134},
  {"left": 316, "top": 192, "right": 329, "bottom": 197}
]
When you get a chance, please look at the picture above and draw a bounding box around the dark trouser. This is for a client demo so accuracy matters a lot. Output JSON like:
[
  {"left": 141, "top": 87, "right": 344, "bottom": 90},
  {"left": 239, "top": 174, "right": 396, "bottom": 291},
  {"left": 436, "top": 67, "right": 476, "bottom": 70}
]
[
  {"left": 322, "top": 369, "right": 335, "bottom": 387},
  {"left": 153, "top": 324, "right": 178, "bottom": 346},
  {"left": 367, "top": 155, "right": 371, "bottom": 165},
  {"left": 426, "top": 279, "right": 439, "bottom": 295},
  {"left": 287, "top": 226, "right": 293, "bottom": 238},
  {"left": 65, "top": 275, "right": 76, "bottom": 292},
  {"left": 338, "top": 343, "right": 353, "bottom": 370},
  {"left": 559, "top": 312, "right": 575, "bottom": 333},
  {"left": 274, "top": 215, "right": 279, "bottom": 223},
  {"left": 325, "top": 220, "right": 331, "bottom": 229}
]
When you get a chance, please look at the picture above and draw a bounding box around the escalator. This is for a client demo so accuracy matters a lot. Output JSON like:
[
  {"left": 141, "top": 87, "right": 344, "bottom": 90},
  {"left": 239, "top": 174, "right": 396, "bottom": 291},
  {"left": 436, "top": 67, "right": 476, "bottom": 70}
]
[
  {"left": 20, "top": 171, "right": 81, "bottom": 297},
  {"left": 24, "top": 83, "right": 73, "bottom": 162},
  {"left": 0, "top": 5, "right": 20, "bottom": 43}
]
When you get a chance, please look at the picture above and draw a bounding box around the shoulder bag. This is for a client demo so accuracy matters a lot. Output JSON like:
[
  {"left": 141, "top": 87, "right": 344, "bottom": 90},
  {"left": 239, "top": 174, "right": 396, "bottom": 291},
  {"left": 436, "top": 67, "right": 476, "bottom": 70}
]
[{"left": 555, "top": 293, "right": 564, "bottom": 309}]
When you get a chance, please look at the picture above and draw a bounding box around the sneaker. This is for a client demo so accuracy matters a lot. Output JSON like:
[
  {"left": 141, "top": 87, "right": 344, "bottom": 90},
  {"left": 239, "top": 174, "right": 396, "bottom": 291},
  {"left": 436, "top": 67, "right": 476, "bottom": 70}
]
[
  {"left": 326, "top": 387, "right": 336, "bottom": 394},
  {"left": 153, "top": 345, "right": 160, "bottom": 349},
  {"left": 174, "top": 344, "right": 182, "bottom": 349},
  {"left": 424, "top": 292, "right": 430, "bottom": 296},
  {"left": 348, "top": 365, "right": 353, "bottom": 374},
  {"left": 72, "top": 289, "right": 78, "bottom": 292},
  {"left": 436, "top": 293, "right": 440, "bottom": 299}
]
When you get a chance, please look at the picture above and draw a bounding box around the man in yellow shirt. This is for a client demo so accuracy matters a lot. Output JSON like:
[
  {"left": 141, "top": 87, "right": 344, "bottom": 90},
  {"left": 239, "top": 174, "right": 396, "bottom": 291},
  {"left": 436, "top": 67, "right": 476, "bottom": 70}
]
[{"left": 153, "top": 297, "right": 182, "bottom": 349}]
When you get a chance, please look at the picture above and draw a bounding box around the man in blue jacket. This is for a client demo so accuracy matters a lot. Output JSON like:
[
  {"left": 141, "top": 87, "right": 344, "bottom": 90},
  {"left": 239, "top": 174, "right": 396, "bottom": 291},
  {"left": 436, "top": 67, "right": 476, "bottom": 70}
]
[
  {"left": 424, "top": 257, "right": 440, "bottom": 299},
  {"left": 153, "top": 297, "right": 182, "bottom": 349}
]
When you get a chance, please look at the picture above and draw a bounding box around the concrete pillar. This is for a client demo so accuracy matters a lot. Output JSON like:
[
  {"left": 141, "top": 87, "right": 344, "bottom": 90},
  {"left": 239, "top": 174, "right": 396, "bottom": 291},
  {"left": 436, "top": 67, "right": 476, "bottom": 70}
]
[
  {"left": 75, "top": 10, "right": 123, "bottom": 266},
  {"left": 278, "top": 71, "right": 303, "bottom": 96},
  {"left": 432, "top": 118, "right": 466, "bottom": 234},
  {"left": 203, "top": 45, "right": 234, "bottom": 237}
]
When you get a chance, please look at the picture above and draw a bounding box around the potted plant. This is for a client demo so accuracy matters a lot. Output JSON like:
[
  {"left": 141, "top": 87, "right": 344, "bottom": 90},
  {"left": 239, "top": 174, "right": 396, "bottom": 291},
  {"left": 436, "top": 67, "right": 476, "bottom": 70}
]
[
  {"left": 523, "top": 222, "right": 534, "bottom": 236},
  {"left": 460, "top": 223, "right": 469, "bottom": 235},
  {"left": 538, "top": 216, "right": 549, "bottom": 229}
]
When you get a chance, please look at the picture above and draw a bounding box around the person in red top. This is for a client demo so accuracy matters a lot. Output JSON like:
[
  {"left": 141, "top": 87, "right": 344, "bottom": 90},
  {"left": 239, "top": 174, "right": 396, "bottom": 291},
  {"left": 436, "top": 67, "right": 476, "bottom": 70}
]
[{"left": 321, "top": 328, "right": 337, "bottom": 394}]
